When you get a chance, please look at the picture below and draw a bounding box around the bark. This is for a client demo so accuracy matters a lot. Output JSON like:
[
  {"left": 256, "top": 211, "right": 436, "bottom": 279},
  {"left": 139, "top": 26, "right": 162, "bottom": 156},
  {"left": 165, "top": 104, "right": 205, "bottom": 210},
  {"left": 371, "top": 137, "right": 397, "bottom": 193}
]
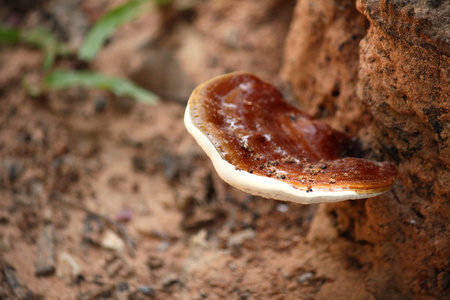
[{"left": 283, "top": 0, "right": 450, "bottom": 297}]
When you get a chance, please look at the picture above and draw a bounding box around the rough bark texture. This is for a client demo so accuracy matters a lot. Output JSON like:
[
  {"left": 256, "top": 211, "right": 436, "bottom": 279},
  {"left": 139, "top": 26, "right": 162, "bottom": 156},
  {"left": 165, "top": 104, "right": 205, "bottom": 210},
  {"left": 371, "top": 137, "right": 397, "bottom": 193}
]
[
  {"left": 282, "top": 0, "right": 370, "bottom": 133},
  {"left": 283, "top": 0, "right": 449, "bottom": 298}
]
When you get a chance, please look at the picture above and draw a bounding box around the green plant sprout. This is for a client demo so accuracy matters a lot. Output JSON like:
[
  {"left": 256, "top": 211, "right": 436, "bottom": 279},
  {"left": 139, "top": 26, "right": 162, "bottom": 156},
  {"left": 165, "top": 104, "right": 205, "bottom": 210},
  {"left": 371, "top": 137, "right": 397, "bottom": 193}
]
[
  {"left": 78, "top": 0, "right": 171, "bottom": 61},
  {"left": 0, "top": 25, "right": 70, "bottom": 70},
  {"left": 45, "top": 69, "right": 159, "bottom": 104},
  {"left": 0, "top": 0, "right": 170, "bottom": 103}
]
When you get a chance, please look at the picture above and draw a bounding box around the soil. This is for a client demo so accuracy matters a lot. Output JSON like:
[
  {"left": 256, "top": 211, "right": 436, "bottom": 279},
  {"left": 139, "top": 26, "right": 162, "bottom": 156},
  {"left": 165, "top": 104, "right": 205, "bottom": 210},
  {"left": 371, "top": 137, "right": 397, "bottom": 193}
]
[
  {"left": 0, "top": 0, "right": 448, "bottom": 299},
  {"left": 0, "top": 1, "right": 359, "bottom": 299}
]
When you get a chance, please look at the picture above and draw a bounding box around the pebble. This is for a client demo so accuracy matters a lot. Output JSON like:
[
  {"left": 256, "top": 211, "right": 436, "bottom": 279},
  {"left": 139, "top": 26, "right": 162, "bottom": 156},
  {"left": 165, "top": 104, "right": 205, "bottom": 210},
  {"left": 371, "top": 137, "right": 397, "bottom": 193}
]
[
  {"left": 227, "top": 229, "right": 256, "bottom": 248},
  {"left": 101, "top": 230, "right": 125, "bottom": 253},
  {"left": 157, "top": 240, "right": 171, "bottom": 252},
  {"left": 35, "top": 224, "right": 56, "bottom": 276},
  {"left": 137, "top": 285, "right": 155, "bottom": 296},
  {"left": 116, "top": 282, "right": 130, "bottom": 300},
  {"left": 161, "top": 273, "right": 179, "bottom": 287},
  {"left": 116, "top": 208, "right": 133, "bottom": 223},
  {"left": 7, "top": 160, "right": 22, "bottom": 182},
  {"left": 94, "top": 97, "right": 107, "bottom": 113},
  {"left": 133, "top": 216, "right": 181, "bottom": 240},
  {"left": 57, "top": 252, "right": 81, "bottom": 278},
  {"left": 116, "top": 281, "right": 129, "bottom": 292},
  {"left": 297, "top": 272, "right": 314, "bottom": 284},
  {"left": 147, "top": 255, "right": 164, "bottom": 269},
  {"left": 276, "top": 203, "right": 289, "bottom": 213},
  {"left": 105, "top": 256, "right": 125, "bottom": 277}
]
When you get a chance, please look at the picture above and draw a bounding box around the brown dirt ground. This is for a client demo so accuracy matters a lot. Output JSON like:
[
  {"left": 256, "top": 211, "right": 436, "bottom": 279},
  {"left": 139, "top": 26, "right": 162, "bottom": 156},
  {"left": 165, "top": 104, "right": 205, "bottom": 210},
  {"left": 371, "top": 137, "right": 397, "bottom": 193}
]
[{"left": 0, "top": 0, "right": 425, "bottom": 299}]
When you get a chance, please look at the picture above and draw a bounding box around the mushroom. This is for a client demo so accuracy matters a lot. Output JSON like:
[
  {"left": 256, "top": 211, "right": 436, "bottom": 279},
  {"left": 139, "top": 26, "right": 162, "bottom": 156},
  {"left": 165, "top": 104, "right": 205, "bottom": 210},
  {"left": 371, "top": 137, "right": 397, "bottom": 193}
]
[{"left": 184, "top": 72, "right": 397, "bottom": 204}]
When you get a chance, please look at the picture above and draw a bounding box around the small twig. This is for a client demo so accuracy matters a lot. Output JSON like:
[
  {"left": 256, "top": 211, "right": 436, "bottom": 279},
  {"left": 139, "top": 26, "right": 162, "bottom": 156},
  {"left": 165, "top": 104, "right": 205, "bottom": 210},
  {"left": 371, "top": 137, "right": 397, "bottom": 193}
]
[
  {"left": 77, "top": 283, "right": 116, "bottom": 300},
  {"left": 35, "top": 224, "right": 56, "bottom": 276},
  {"left": 54, "top": 195, "right": 136, "bottom": 257},
  {"left": 0, "top": 258, "right": 29, "bottom": 299}
]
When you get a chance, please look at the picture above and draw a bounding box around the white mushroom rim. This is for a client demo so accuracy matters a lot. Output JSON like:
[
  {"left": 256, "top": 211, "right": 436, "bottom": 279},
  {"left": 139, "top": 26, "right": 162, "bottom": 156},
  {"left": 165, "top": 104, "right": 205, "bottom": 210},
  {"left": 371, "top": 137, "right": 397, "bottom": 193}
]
[{"left": 184, "top": 105, "right": 385, "bottom": 204}]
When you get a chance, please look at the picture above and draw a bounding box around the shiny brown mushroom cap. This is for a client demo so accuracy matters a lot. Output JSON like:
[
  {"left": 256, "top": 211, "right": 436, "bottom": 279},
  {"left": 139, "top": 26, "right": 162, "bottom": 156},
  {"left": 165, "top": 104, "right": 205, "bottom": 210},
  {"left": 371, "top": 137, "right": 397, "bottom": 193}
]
[{"left": 184, "top": 72, "right": 398, "bottom": 204}]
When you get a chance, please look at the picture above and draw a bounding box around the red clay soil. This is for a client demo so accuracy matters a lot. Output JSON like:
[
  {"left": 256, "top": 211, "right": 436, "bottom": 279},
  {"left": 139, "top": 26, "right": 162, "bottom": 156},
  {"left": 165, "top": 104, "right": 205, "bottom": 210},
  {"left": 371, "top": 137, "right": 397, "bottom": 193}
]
[{"left": 0, "top": 0, "right": 448, "bottom": 299}]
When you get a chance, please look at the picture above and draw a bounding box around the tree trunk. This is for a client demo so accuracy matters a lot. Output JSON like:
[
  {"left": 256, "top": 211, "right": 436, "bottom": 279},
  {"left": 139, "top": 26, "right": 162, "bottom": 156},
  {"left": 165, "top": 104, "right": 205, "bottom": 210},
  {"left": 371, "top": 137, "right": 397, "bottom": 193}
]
[{"left": 283, "top": 0, "right": 449, "bottom": 297}]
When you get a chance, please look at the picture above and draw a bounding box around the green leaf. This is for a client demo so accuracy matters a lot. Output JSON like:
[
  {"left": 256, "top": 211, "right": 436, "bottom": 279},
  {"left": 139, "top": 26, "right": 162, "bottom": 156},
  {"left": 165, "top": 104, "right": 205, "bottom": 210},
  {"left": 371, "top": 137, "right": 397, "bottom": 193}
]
[
  {"left": 1, "top": 25, "right": 70, "bottom": 70},
  {"left": 78, "top": 0, "right": 150, "bottom": 61},
  {"left": 45, "top": 69, "right": 159, "bottom": 104},
  {"left": 0, "top": 25, "right": 20, "bottom": 44},
  {"left": 21, "top": 27, "right": 61, "bottom": 69}
]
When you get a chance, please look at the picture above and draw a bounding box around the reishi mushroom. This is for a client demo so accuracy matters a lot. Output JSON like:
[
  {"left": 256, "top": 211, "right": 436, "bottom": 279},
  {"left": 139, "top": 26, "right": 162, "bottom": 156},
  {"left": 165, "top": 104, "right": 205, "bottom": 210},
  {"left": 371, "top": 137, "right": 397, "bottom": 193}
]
[{"left": 184, "top": 72, "right": 397, "bottom": 204}]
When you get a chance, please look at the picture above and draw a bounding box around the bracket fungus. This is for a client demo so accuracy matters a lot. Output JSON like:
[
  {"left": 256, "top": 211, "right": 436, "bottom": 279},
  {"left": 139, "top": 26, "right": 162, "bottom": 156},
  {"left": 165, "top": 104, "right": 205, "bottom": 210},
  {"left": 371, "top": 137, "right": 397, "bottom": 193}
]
[{"left": 184, "top": 72, "right": 397, "bottom": 204}]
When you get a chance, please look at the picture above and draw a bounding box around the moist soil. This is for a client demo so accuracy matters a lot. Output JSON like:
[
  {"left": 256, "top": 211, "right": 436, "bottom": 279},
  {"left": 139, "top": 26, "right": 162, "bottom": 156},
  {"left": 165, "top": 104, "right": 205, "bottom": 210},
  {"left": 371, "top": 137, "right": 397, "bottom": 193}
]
[{"left": 0, "top": 1, "right": 425, "bottom": 299}]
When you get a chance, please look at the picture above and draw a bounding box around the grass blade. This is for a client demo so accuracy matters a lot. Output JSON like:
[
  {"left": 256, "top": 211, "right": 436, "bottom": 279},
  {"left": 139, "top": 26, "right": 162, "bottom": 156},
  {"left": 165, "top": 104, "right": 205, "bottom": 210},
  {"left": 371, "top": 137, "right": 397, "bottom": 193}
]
[
  {"left": 1, "top": 25, "right": 69, "bottom": 70},
  {"left": 78, "top": 0, "right": 150, "bottom": 61},
  {"left": 21, "top": 27, "right": 60, "bottom": 69},
  {"left": 0, "top": 25, "right": 20, "bottom": 44},
  {"left": 45, "top": 69, "right": 159, "bottom": 104}
]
